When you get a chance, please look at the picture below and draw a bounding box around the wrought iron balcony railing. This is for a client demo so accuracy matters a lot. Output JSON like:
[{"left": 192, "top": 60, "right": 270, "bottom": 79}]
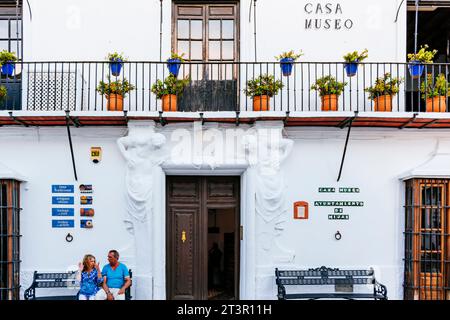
[{"left": 0, "top": 61, "right": 449, "bottom": 113}]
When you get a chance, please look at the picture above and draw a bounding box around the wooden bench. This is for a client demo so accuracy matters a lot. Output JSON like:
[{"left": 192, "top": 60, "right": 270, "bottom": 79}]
[
  {"left": 24, "top": 270, "right": 132, "bottom": 300},
  {"left": 275, "top": 266, "right": 387, "bottom": 300}
]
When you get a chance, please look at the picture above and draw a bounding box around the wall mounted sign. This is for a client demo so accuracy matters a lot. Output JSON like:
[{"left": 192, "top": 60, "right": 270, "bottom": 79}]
[
  {"left": 304, "top": 2, "right": 354, "bottom": 30},
  {"left": 316, "top": 186, "right": 363, "bottom": 222},
  {"left": 52, "top": 196, "right": 74, "bottom": 205},
  {"left": 80, "top": 196, "right": 93, "bottom": 205},
  {"left": 293, "top": 201, "right": 309, "bottom": 219},
  {"left": 52, "top": 220, "right": 75, "bottom": 228},
  {"left": 339, "top": 188, "right": 360, "bottom": 193},
  {"left": 80, "top": 208, "right": 95, "bottom": 217},
  {"left": 80, "top": 184, "right": 93, "bottom": 193},
  {"left": 80, "top": 219, "right": 93, "bottom": 228},
  {"left": 52, "top": 208, "right": 75, "bottom": 217},
  {"left": 91, "top": 147, "right": 102, "bottom": 164},
  {"left": 319, "top": 187, "right": 335, "bottom": 193},
  {"left": 314, "top": 201, "right": 364, "bottom": 207},
  {"left": 52, "top": 185, "right": 74, "bottom": 193},
  {"left": 328, "top": 214, "right": 349, "bottom": 220}
]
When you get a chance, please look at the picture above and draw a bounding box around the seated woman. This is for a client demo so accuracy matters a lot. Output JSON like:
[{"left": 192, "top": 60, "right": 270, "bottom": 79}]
[{"left": 76, "top": 254, "right": 103, "bottom": 300}]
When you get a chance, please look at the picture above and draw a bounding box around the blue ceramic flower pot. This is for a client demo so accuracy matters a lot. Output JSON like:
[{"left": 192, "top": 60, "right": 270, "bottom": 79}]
[
  {"left": 280, "top": 58, "right": 294, "bottom": 76},
  {"left": 1, "top": 62, "right": 15, "bottom": 76},
  {"left": 167, "top": 58, "right": 181, "bottom": 77},
  {"left": 110, "top": 59, "right": 123, "bottom": 77},
  {"left": 345, "top": 61, "right": 359, "bottom": 77},
  {"left": 408, "top": 60, "right": 424, "bottom": 79}
]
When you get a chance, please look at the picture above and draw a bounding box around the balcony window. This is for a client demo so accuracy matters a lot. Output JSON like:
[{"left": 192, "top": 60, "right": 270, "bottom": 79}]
[
  {"left": 0, "top": 3, "right": 22, "bottom": 111},
  {"left": 172, "top": 1, "right": 239, "bottom": 111}
]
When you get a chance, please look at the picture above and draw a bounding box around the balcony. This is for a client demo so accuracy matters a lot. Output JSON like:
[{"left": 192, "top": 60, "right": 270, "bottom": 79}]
[{"left": 1, "top": 61, "right": 450, "bottom": 128}]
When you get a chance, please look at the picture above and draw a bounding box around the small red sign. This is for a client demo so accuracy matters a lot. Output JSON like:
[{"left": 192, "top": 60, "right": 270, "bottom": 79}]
[{"left": 293, "top": 201, "right": 309, "bottom": 219}]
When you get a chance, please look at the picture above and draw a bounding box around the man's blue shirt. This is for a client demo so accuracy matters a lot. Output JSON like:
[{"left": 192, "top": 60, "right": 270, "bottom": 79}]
[{"left": 101, "top": 263, "right": 129, "bottom": 289}]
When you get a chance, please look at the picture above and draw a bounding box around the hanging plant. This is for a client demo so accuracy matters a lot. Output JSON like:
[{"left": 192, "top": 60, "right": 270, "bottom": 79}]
[{"left": 342, "top": 49, "right": 368, "bottom": 77}]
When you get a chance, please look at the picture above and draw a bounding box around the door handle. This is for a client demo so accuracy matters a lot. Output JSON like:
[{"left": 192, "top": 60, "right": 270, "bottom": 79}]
[{"left": 181, "top": 230, "right": 187, "bottom": 243}]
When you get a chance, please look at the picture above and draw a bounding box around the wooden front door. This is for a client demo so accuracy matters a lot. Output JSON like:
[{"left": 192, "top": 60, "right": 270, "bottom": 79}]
[{"left": 166, "top": 176, "right": 240, "bottom": 300}]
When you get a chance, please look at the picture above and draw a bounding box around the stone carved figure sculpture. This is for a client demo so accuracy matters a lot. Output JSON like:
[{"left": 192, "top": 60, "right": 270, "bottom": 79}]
[
  {"left": 243, "top": 126, "right": 295, "bottom": 265},
  {"left": 117, "top": 122, "right": 167, "bottom": 300},
  {"left": 117, "top": 124, "right": 167, "bottom": 226}
]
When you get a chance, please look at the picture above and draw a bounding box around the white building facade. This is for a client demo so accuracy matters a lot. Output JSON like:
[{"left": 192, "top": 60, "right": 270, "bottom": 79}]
[{"left": 1, "top": 0, "right": 450, "bottom": 300}]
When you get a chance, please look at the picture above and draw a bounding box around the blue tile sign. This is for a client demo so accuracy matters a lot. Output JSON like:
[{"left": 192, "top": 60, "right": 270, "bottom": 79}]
[
  {"left": 52, "top": 196, "right": 74, "bottom": 205},
  {"left": 52, "top": 220, "right": 75, "bottom": 228},
  {"left": 52, "top": 185, "right": 74, "bottom": 193},
  {"left": 52, "top": 208, "right": 75, "bottom": 217}
]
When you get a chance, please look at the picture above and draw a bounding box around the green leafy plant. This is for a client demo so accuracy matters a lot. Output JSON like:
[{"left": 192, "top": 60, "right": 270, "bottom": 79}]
[
  {"left": 343, "top": 49, "right": 368, "bottom": 63},
  {"left": 168, "top": 52, "right": 185, "bottom": 62},
  {"left": 243, "top": 74, "right": 284, "bottom": 97},
  {"left": 311, "top": 76, "right": 347, "bottom": 97},
  {"left": 0, "top": 50, "right": 17, "bottom": 64},
  {"left": 275, "top": 50, "right": 303, "bottom": 61},
  {"left": 407, "top": 45, "right": 437, "bottom": 63},
  {"left": 420, "top": 73, "right": 450, "bottom": 99},
  {"left": 96, "top": 76, "right": 135, "bottom": 97},
  {"left": 364, "top": 73, "right": 404, "bottom": 100},
  {"left": 151, "top": 74, "right": 190, "bottom": 99},
  {"left": 0, "top": 85, "right": 7, "bottom": 99},
  {"left": 107, "top": 52, "right": 127, "bottom": 62}
]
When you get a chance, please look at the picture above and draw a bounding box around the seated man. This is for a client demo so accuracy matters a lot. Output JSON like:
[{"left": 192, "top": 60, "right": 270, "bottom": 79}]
[{"left": 95, "top": 250, "right": 131, "bottom": 300}]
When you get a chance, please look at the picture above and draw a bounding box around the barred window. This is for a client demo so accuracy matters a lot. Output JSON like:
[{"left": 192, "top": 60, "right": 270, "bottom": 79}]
[
  {"left": 0, "top": 179, "right": 21, "bottom": 300},
  {"left": 404, "top": 179, "right": 450, "bottom": 300}
]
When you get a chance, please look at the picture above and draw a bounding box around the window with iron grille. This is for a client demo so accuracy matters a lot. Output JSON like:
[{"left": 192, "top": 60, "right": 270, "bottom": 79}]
[
  {"left": 0, "top": 2, "right": 22, "bottom": 111},
  {"left": 404, "top": 179, "right": 450, "bottom": 300},
  {"left": 0, "top": 179, "right": 21, "bottom": 300}
]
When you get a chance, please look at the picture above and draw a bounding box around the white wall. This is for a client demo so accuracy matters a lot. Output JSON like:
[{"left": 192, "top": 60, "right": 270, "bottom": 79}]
[
  {"left": 0, "top": 126, "right": 134, "bottom": 297},
  {"left": 24, "top": 0, "right": 406, "bottom": 62},
  {"left": 278, "top": 127, "right": 439, "bottom": 300},
  {"left": 24, "top": 0, "right": 162, "bottom": 61},
  {"left": 253, "top": 0, "right": 406, "bottom": 62},
  {"left": 1, "top": 123, "right": 449, "bottom": 299}
]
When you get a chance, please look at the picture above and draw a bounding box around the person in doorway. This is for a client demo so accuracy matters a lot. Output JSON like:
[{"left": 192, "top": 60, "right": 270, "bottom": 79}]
[
  {"left": 76, "top": 254, "right": 103, "bottom": 300},
  {"left": 95, "top": 250, "right": 131, "bottom": 300},
  {"left": 208, "top": 242, "right": 223, "bottom": 288}
]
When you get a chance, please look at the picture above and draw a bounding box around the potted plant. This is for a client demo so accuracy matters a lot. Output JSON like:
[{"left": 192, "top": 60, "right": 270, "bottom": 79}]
[
  {"left": 343, "top": 49, "right": 368, "bottom": 77},
  {"left": 420, "top": 73, "right": 450, "bottom": 112},
  {"left": 0, "top": 85, "right": 7, "bottom": 107},
  {"left": 275, "top": 50, "right": 303, "bottom": 77},
  {"left": 407, "top": 45, "right": 437, "bottom": 79},
  {"left": 310, "top": 76, "right": 347, "bottom": 111},
  {"left": 96, "top": 76, "right": 135, "bottom": 111},
  {"left": 0, "top": 50, "right": 18, "bottom": 76},
  {"left": 166, "top": 52, "right": 185, "bottom": 77},
  {"left": 244, "top": 74, "right": 284, "bottom": 111},
  {"left": 151, "top": 74, "right": 190, "bottom": 111},
  {"left": 364, "top": 73, "right": 403, "bottom": 112},
  {"left": 107, "top": 52, "right": 127, "bottom": 77}
]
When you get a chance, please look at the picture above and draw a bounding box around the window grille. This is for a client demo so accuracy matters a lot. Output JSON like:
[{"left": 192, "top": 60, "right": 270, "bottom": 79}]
[
  {"left": 26, "top": 72, "right": 80, "bottom": 111},
  {"left": 404, "top": 179, "right": 450, "bottom": 300},
  {"left": 0, "top": 179, "right": 21, "bottom": 300}
]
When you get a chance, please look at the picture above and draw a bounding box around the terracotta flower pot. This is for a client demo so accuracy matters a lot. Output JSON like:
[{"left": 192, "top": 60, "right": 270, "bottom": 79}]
[
  {"left": 321, "top": 94, "right": 338, "bottom": 111},
  {"left": 426, "top": 96, "right": 446, "bottom": 112},
  {"left": 162, "top": 94, "right": 177, "bottom": 111},
  {"left": 253, "top": 95, "right": 270, "bottom": 111},
  {"left": 107, "top": 94, "right": 123, "bottom": 111},
  {"left": 373, "top": 95, "right": 393, "bottom": 112}
]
